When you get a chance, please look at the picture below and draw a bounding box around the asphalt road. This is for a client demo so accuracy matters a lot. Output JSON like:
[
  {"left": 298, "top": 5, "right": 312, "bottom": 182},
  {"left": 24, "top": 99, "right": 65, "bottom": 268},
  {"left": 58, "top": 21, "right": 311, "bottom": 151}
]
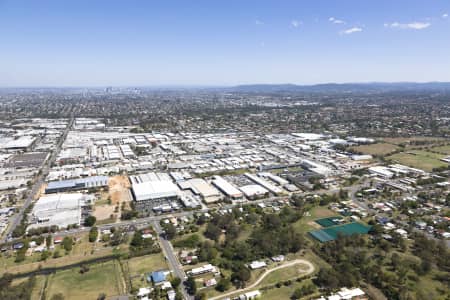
[
  {"left": 3, "top": 182, "right": 370, "bottom": 244},
  {"left": 1, "top": 117, "right": 74, "bottom": 244},
  {"left": 153, "top": 220, "right": 193, "bottom": 300}
]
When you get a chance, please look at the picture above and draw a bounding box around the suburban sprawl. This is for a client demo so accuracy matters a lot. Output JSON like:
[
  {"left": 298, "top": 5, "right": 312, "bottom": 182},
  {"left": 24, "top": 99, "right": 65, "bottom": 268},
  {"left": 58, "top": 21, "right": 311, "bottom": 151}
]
[{"left": 0, "top": 85, "right": 449, "bottom": 300}]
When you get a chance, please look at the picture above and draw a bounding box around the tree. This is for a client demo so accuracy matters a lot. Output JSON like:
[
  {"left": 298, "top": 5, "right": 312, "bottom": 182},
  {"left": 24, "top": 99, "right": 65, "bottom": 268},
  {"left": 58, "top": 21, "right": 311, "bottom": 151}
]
[
  {"left": 186, "top": 276, "right": 197, "bottom": 295},
  {"left": 53, "top": 249, "right": 61, "bottom": 258},
  {"left": 204, "top": 223, "right": 221, "bottom": 241},
  {"left": 194, "top": 293, "right": 207, "bottom": 300},
  {"left": 262, "top": 214, "right": 282, "bottom": 230},
  {"left": 46, "top": 235, "right": 52, "bottom": 247},
  {"left": 130, "top": 231, "right": 144, "bottom": 248},
  {"left": 170, "top": 277, "right": 181, "bottom": 289},
  {"left": 84, "top": 216, "right": 96, "bottom": 227},
  {"left": 231, "top": 265, "right": 251, "bottom": 288},
  {"left": 62, "top": 236, "right": 73, "bottom": 252},
  {"left": 314, "top": 268, "right": 339, "bottom": 291},
  {"left": 40, "top": 250, "right": 50, "bottom": 261},
  {"left": 292, "top": 283, "right": 316, "bottom": 299},
  {"left": 89, "top": 227, "right": 99, "bottom": 243},
  {"left": 50, "top": 293, "right": 65, "bottom": 300},
  {"left": 97, "top": 293, "right": 106, "bottom": 300},
  {"left": 79, "top": 264, "right": 90, "bottom": 274},
  {"left": 215, "top": 278, "right": 231, "bottom": 292},
  {"left": 165, "top": 223, "right": 177, "bottom": 240}
]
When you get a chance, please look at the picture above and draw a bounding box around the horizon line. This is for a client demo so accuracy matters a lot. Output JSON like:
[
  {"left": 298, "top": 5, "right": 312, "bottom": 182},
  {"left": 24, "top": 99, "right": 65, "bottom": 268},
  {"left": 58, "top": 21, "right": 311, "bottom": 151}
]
[{"left": 1, "top": 81, "right": 450, "bottom": 89}]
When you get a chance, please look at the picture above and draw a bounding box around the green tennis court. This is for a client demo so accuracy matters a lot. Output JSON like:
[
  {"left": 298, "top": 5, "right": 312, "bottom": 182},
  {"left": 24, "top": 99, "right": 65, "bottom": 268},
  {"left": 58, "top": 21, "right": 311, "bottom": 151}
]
[
  {"left": 309, "top": 222, "right": 371, "bottom": 242},
  {"left": 315, "top": 216, "right": 343, "bottom": 227}
]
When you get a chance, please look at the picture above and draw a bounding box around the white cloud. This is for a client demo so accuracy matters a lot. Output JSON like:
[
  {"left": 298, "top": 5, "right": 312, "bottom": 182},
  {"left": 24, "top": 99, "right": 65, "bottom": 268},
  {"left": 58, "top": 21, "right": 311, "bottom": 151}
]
[
  {"left": 385, "top": 21, "right": 431, "bottom": 30},
  {"left": 340, "top": 27, "right": 362, "bottom": 34},
  {"left": 340, "top": 27, "right": 363, "bottom": 35},
  {"left": 443, "top": 13, "right": 448, "bottom": 18},
  {"left": 255, "top": 19, "right": 264, "bottom": 25},
  {"left": 290, "top": 20, "right": 302, "bottom": 28},
  {"left": 329, "top": 17, "right": 345, "bottom": 24}
]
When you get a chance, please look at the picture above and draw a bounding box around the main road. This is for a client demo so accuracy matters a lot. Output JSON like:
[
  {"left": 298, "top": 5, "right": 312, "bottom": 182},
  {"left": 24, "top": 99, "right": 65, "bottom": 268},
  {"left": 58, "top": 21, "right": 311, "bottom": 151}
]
[
  {"left": 3, "top": 182, "right": 370, "bottom": 244},
  {"left": 0, "top": 117, "right": 74, "bottom": 244},
  {"left": 153, "top": 220, "right": 193, "bottom": 300}
]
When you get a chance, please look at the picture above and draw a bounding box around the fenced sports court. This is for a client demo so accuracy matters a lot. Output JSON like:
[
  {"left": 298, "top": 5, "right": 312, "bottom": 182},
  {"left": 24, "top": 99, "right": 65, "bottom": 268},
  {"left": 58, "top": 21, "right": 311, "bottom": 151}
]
[
  {"left": 314, "top": 216, "right": 343, "bottom": 228},
  {"left": 309, "top": 222, "right": 371, "bottom": 242}
]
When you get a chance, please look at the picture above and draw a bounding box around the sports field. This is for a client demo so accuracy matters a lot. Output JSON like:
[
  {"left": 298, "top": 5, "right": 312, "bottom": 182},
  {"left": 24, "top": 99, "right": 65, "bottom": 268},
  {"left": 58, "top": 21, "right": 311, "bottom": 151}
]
[
  {"left": 315, "top": 216, "right": 343, "bottom": 228},
  {"left": 309, "top": 222, "right": 371, "bottom": 242}
]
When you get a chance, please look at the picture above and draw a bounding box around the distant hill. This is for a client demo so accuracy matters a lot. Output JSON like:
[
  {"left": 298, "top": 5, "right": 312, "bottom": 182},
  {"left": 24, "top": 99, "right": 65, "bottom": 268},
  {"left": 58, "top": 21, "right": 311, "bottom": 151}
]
[{"left": 228, "top": 82, "right": 450, "bottom": 93}]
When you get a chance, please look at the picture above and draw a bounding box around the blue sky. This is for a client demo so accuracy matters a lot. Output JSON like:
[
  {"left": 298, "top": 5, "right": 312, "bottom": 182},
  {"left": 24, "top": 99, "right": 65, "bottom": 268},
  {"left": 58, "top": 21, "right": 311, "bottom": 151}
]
[{"left": 0, "top": 0, "right": 449, "bottom": 86}]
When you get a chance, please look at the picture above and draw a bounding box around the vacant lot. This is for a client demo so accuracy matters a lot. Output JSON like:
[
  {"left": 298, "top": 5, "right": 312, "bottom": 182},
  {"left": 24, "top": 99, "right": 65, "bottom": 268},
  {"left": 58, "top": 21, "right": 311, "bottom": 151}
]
[
  {"left": 109, "top": 175, "right": 131, "bottom": 204},
  {"left": 128, "top": 253, "right": 168, "bottom": 275},
  {"left": 351, "top": 143, "right": 399, "bottom": 156},
  {"left": 126, "top": 253, "right": 168, "bottom": 289},
  {"left": 45, "top": 260, "right": 123, "bottom": 300},
  {"left": 93, "top": 175, "right": 131, "bottom": 221},
  {"left": 387, "top": 150, "right": 447, "bottom": 172}
]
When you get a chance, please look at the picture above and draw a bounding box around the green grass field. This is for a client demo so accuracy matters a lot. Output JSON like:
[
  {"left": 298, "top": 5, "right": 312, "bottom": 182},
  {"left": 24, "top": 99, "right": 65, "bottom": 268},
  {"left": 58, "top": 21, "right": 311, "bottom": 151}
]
[
  {"left": 387, "top": 150, "right": 447, "bottom": 171},
  {"left": 30, "top": 275, "right": 47, "bottom": 300},
  {"left": 351, "top": 143, "right": 399, "bottom": 156},
  {"left": 127, "top": 253, "right": 168, "bottom": 275},
  {"left": 293, "top": 206, "right": 336, "bottom": 233},
  {"left": 381, "top": 137, "right": 447, "bottom": 145},
  {"left": 126, "top": 253, "right": 168, "bottom": 289},
  {"left": 45, "top": 260, "right": 123, "bottom": 300},
  {"left": 259, "top": 263, "right": 312, "bottom": 286},
  {"left": 430, "top": 145, "right": 450, "bottom": 155},
  {"left": 261, "top": 279, "right": 318, "bottom": 300}
]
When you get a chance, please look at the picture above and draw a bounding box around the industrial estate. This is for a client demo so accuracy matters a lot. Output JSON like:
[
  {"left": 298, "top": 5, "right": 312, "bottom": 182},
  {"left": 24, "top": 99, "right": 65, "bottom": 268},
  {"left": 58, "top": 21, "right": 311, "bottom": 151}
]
[{"left": 0, "top": 85, "right": 449, "bottom": 300}]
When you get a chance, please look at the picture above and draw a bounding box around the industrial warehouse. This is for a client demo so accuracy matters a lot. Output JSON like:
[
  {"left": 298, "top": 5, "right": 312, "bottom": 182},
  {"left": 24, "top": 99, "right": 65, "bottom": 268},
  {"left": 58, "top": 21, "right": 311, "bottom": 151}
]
[
  {"left": 45, "top": 176, "right": 109, "bottom": 193},
  {"left": 28, "top": 193, "right": 95, "bottom": 230},
  {"left": 130, "top": 172, "right": 181, "bottom": 211}
]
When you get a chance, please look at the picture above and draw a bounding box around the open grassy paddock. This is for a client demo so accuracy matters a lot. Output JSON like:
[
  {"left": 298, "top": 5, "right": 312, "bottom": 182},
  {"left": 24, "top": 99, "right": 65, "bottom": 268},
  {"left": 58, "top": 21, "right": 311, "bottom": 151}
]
[
  {"left": 126, "top": 252, "right": 168, "bottom": 289},
  {"left": 259, "top": 262, "right": 313, "bottom": 286},
  {"left": 0, "top": 234, "right": 126, "bottom": 276},
  {"left": 387, "top": 150, "right": 447, "bottom": 172},
  {"left": 261, "top": 278, "right": 319, "bottom": 300},
  {"left": 351, "top": 143, "right": 400, "bottom": 156},
  {"left": 383, "top": 136, "right": 448, "bottom": 144},
  {"left": 45, "top": 260, "right": 124, "bottom": 300},
  {"left": 430, "top": 144, "right": 450, "bottom": 155}
]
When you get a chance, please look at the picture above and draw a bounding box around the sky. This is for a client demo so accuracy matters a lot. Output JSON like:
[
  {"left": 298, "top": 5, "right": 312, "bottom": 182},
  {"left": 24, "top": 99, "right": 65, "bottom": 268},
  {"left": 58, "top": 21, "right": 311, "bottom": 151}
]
[{"left": 0, "top": 0, "right": 449, "bottom": 86}]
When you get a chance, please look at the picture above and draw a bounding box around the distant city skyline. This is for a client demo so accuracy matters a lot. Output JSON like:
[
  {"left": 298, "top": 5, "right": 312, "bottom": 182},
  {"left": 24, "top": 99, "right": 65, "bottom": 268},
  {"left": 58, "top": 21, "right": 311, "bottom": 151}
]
[{"left": 1, "top": 0, "right": 449, "bottom": 86}]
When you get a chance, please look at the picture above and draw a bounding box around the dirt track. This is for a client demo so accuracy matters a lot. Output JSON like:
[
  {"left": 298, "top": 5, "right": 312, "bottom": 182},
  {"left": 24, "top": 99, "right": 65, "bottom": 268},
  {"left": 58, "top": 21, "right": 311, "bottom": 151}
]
[{"left": 208, "top": 259, "right": 315, "bottom": 300}]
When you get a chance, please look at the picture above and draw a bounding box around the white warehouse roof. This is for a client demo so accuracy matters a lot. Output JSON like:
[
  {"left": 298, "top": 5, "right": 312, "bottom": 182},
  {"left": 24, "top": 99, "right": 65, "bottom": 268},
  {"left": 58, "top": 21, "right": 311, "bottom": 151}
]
[
  {"left": 131, "top": 176, "right": 180, "bottom": 202},
  {"left": 211, "top": 176, "right": 243, "bottom": 198},
  {"left": 240, "top": 184, "right": 269, "bottom": 197}
]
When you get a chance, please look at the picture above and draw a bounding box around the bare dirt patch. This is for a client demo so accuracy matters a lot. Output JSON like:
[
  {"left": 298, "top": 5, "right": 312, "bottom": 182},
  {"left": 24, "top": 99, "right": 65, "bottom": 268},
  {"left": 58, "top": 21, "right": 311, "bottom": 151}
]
[
  {"left": 93, "top": 205, "right": 116, "bottom": 221},
  {"left": 108, "top": 175, "right": 131, "bottom": 205},
  {"left": 93, "top": 175, "right": 131, "bottom": 222}
]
